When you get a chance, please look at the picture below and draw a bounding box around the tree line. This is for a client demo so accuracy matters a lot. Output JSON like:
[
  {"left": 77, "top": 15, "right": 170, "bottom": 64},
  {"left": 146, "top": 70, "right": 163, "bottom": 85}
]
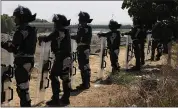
[
  {"left": 122, "top": 0, "right": 178, "bottom": 30},
  {"left": 1, "top": 14, "right": 49, "bottom": 34}
]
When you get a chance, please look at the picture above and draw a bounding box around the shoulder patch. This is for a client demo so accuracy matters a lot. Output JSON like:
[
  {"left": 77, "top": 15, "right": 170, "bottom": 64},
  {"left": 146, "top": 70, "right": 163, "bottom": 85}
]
[
  {"left": 20, "top": 30, "right": 29, "bottom": 39},
  {"left": 84, "top": 28, "right": 88, "bottom": 33},
  {"left": 57, "top": 31, "right": 65, "bottom": 41}
]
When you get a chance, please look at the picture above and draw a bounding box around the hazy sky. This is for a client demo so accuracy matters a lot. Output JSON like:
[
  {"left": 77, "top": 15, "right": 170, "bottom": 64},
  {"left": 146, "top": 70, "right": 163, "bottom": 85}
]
[{"left": 2, "top": 1, "right": 133, "bottom": 25}]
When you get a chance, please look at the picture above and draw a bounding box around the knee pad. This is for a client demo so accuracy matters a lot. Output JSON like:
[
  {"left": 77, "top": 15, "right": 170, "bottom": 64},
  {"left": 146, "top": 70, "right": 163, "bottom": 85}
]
[
  {"left": 60, "top": 74, "right": 70, "bottom": 82},
  {"left": 114, "top": 49, "right": 119, "bottom": 56},
  {"left": 16, "top": 84, "right": 30, "bottom": 102},
  {"left": 63, "top": 57, "right": 72, "bottom": 71},
  {"left": 84, "top": 49, "right": 90, "bottom": 59},
  {"left": 15, "top": 64, "right": 32, "bottom": 83},
  {"left": 49, "top": 74, "right": 59, "bottom": 81},
  {"left": 83, "top": 64, "right": 91, "bottom": 71}
]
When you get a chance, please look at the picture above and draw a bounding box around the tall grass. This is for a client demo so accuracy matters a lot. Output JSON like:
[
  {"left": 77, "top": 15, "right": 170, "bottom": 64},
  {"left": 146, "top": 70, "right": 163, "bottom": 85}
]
[{"left": 109, "top": 43, "right": 178, "bottom": 107}]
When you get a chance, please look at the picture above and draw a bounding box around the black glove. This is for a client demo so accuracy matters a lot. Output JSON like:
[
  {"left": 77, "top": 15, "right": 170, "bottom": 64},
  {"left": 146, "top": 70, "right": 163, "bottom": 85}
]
[
  {"left": 1, "top": 41, "right": 10, "bottom": 50},
  {"left": 97, "top": 33, "right": 103, "bottom": 38},
  {"left": 121, "top": 33, "right": 125, "bottom": 36},
  {"left": 1, "top": 41, "right": 6, "bottom": 49},
  {"left": 38, "top": 37, "right": 45, "bottom": 46}
]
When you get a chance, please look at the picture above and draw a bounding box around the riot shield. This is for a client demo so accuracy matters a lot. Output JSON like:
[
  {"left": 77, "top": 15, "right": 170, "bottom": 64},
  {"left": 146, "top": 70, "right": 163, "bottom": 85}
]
[
  {"left": 146, "top": 33, "right": 152, "bottom": 60},
  {"left": 1, "top": 50, "right": 14, "bottom": 107},
  {"left": 70, "top": 39, "right": 77, "bottom": 89},
  {"left": 97, "top": 37, "right": 107, "bottom": 80},
  {"left": 35, "top": 41, "right": 52, "bottom": 105},
  {"left": 125, "top": 35, "right": 134, "bottom": 70}
]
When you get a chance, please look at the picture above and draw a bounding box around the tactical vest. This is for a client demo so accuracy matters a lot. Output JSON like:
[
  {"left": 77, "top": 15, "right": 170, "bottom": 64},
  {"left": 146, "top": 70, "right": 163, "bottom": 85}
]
[
  {"left": 76, "top": 25, "right": 92, "bottom": 46},
  {"left": 15, "top": 25, "right": 37, "bottom": 56},
  {"left": 51, "top": 29, "right": 71, "bottom": 56},
  {"left": 106, "top": 31, "right": 121, "bottom": 50}
]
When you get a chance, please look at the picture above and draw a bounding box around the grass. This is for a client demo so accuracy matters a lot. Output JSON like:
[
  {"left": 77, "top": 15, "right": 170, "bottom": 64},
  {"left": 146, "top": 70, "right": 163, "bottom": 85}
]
[
  {"left": 108, "top": 43, "right": 178, "bottom": 107},
  {"left": 110, "top": 71, "right": 138, "bottom": 85}
]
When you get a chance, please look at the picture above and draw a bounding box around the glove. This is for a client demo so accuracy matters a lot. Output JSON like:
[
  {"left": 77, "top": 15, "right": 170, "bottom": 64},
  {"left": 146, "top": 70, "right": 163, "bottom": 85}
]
[
  {"left": 1, "top": 41, "right": 6, "bottom": 49},
  {"left": 121, "top": 33, "right": 125, "bottom": 36},
  {"left": 38, "top": 37, "right": 45, "bottom": 46},
  {"left": 1, "top": 41, "right": 10, "bottom": 50},
  {"left": 97, "top": 33, "right": 103, "bottom": 38}
]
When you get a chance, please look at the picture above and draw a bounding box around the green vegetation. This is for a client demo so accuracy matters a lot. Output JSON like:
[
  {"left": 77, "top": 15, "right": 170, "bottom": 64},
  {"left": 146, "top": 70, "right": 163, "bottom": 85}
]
[{"left": 1, "top": 14, "right": 50, "bottom": 33}]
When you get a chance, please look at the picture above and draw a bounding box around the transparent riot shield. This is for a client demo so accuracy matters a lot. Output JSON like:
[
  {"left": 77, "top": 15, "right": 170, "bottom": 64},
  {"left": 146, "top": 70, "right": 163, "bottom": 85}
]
[
  {"left": 70, "top": 39, "right": 77, "bottom": 89},
  {"left": 125, "top": 35, "right": 134, "bottom": 70},
  {"left": 35, "top": 41, "right": 51, "bottom": 105},
  {"left": 146, "top": 33, "right": 152, "bottom": 60},
  {"left": 1, "top": 50, "right": 14, "bottom": 107},
  {"left": 97, "top": 37, "right": 107, "bottom": 80}
]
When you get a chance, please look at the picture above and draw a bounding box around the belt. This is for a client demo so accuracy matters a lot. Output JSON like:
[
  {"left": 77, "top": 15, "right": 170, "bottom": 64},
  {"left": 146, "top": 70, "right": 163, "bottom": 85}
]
[
  {"left": 77, "top": 43, "right": 87, "bottom": 47},
  {"left": 14, "top": 54, "right": 34, "bottom": 58}
]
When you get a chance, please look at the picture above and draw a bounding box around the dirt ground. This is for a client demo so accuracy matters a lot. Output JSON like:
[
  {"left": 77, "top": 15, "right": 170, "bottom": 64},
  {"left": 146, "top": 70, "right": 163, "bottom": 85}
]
[{"left": 1, "top": 33, "right": 177, "bottom": 107}]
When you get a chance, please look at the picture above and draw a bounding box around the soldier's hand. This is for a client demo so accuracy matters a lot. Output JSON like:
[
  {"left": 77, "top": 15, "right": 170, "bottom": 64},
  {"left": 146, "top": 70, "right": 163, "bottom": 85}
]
[
  {"left": 1, "top": 41, "right": 10, "bottom": 50},
  {"left": 38, "top": 37, "right": 45, "bottom": 46},
  {"left": 121, "top": 33, "right": 125, "bottom": 36},
  {"left": 97, "top": 33, "right": 103, "bottom": 38},
  {"left": 1, "top": 41, "right": 6, "bottom": 49}
]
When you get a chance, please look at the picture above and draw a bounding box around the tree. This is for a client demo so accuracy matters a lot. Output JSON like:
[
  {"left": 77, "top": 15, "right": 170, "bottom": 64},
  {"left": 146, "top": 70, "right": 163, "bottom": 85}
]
[
  {"left": 121, "top": 0, "right": 178, "bottom": 29},
  {"left": 1, "top": 14, "right": 15, "bottom": 33},
  {"left": 1, "top": 14, "right": 49, "bottom": 33}
]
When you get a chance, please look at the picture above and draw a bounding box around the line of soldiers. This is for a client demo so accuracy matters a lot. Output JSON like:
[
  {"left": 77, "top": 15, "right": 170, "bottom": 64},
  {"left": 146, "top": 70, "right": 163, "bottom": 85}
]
[
  {"left": 1, "top": 5, "right": 94, "bottom": 107},
  {"left": 122, "top": 4, "right": 178, "bottom": 71},
  {"left": 1, "top": 4, "right": 178, "bottom": 107}
]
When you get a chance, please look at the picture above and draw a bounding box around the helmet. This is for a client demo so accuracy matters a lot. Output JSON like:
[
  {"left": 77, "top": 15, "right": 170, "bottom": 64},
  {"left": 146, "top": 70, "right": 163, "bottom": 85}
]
[
  {"left": 52, "top": 14, "right": 70, "bottom": 27},
  {"left": 78, "top": 11, "right": 93, "bottom": 23},
  {"left": 13, "top": 5, "right": 36, "bottom": 23},
  {"left": 109, "top": 20, "right": 121, "bottom": 30}
]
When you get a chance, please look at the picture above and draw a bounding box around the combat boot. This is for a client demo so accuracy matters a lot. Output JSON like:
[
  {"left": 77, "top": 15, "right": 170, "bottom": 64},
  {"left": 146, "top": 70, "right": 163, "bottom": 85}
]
[
  {"left": 130, "top": 66, "right": 140, "bottom": 71},
  {"left": 60, "top": 96, "right": 70, "bottom": 106},
  {"left": 76, "top": 83, "right": 90, "bottom": 90},
  {"left": 46, "top": 96, "right": 60, "bottom": 106}
]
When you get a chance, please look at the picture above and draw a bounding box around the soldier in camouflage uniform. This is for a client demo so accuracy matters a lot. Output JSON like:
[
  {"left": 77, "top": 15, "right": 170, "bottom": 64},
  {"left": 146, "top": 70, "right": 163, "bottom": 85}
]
[
  {"left": 1, "top": 6, "right": 37, "bottom": 107},
  {"left": 97, "top": 20, "right": 121, "bottom": 74},
  {"left": 71, "top": 11, "right": 92, "bottom": 90},
  {"left": 123, "top": 17, "right": 146, "bottom": 71},
  {"left": 38, "top": 14, "right": 71, "bottom": 106}
]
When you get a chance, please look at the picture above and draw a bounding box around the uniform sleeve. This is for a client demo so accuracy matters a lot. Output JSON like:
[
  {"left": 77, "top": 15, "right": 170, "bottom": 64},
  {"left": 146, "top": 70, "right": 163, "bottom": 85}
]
[
  {"left": 43, "top": 31, "right": 57, "bottom": 42},
  {"left": 98, "top": 32, "right": 110, "bottom": 37},
  {"left": 1, "top": 31, "right": 24, "bottom": 53},
  {"left": 124, "top": 31, "right": 132, "bottom": 35},
  {"left": 71, "top": 35, "right": 78, "bottom": 40}
]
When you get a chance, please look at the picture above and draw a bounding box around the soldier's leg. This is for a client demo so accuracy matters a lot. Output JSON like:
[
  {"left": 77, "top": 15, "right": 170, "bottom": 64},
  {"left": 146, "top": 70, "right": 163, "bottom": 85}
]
[
  {"left": 77, "top": 48, "right": 91, "bottom": 89},
  {"left": 60, "top": 56, "right": 71, "bottom": 102},
  {"left": 140, "top": 42, "right": 145, "bottom": 65},
  {"left": 156, "top": 42, "right": 162, "bottom": 60},
  {"left": 133, "top": 42, "right": 140, "bottom": 69},
  {"left": 110, "top": 49, "right": 120, "bottom": 73},
  {"left": 46, "top": 60, "right": 61, "bottom": 106},
  {"left": 163, "top": 41, "right": 168, "bottom": 54},
  {"left": 49, "top": 60, "right": 61, "bottom": 100},
  {"left": 83, "top": 48, "right": 91, "bottom": 88},
  {"left": 151, "top": 40, "right": 157, "bottom": 60},
  {"left": 60, "top": 72, "right": 71, "bottom": 105},
  {"left": 15, "top": 63, "right": 32, "bottom": 107},
  {"left": 77, "top": 51, "right": 85, "bottom": 85}
]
